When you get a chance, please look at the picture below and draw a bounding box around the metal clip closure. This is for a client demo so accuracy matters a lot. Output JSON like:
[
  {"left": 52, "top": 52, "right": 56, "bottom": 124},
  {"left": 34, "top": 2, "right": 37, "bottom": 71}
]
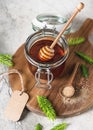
[{"left": 34, "top": 67, "right": 53, "bottom": 89}]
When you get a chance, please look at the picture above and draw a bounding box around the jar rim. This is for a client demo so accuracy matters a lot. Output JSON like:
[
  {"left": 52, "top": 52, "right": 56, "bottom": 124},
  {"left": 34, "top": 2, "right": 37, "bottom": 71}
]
[
  {"left": 24, "top": 29, "right": 69, "bottom": 69},
  {"left": 36, "top": 13, "right": 68, "bottom": 25}
]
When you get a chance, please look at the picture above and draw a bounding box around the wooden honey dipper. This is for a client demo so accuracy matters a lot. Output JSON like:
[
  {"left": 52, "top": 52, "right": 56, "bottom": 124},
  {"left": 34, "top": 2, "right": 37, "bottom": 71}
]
[{"left": 38, "top": 2, "right": 84, "bottom": 61}]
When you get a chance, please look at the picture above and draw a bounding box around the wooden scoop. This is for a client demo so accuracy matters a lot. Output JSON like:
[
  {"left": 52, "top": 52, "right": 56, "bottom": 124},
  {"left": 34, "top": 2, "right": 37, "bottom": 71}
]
[
  {"left": 61, "top": 63, "right": 79, "bottom": 98},
  {"left": 38, "top": 2, "right": 84, "bottom": 61}
]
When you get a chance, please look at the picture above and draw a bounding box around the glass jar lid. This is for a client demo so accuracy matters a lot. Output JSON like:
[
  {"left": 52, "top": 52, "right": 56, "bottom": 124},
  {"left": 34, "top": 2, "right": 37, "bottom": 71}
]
[{"left": 32, "top": 13, "right": 72, "bottom": 34}]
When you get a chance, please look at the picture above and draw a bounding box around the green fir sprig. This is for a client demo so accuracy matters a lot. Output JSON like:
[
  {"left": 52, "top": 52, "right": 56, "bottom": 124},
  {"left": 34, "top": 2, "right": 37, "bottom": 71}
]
[
  {"left": 80, "top": 64, "right": 88, "bottom": 78},
  {"left": 37, "top": 96, "right": 56, "bottom": 120},
  {"left": 35, "top": 123, "right": 42, "bottom": 130},
  {"left": 75, "top": 51, "right": 93, "bottom": 64},
  {"left": 67, "top": 37, "right": 85, "bottom": 46},
  {"left": 50, "top": 122, "right": 68, "bottom": 130},
  {"left": 0, "top": 54, "right": 14, "bottom": 66}
]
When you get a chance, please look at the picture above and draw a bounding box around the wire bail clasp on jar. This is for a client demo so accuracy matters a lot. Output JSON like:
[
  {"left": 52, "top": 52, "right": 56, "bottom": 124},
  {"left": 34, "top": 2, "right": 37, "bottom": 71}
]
[{"left": 34, "top": 67, "right": 53, "bottom": 89}]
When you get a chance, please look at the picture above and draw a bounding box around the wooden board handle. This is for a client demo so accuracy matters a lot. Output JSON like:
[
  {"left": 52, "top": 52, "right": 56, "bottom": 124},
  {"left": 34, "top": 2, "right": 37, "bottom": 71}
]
[{"left": 50, "top": 2, "right": 84, "bottom": 49}]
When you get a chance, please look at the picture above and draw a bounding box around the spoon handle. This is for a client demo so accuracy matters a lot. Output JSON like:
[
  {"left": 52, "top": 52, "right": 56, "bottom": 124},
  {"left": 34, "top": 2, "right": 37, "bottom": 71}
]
[
  {"left": 50, "top": 2, "right": 84, "bottom": 49},
  {"left": 67, "top": 63, "right": 79, "bottom": 85}
]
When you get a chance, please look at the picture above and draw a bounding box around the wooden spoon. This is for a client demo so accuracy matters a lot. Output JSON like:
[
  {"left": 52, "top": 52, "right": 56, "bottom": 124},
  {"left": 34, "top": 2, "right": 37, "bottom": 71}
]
[
  {"left": 61, "top": 63, "right": 79, "bottom": 98},
  {"left": 38, "top": 2, "right": 84, "bottom": 61}
]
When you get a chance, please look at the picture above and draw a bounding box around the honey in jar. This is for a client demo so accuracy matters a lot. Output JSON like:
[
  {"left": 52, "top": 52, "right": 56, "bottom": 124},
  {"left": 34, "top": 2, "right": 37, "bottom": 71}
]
[{"left": 25, "top": 29, "right": 69, "bottom": 89}]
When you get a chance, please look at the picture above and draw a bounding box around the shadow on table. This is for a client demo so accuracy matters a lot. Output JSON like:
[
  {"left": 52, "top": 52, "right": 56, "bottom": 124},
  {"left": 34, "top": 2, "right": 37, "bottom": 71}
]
[{"left": 20, "top": 108, "right": 31, "bottom": 121}]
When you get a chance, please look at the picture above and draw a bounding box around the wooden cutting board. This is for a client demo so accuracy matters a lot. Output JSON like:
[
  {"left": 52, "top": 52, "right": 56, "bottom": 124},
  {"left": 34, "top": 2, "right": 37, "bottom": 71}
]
[{"left": 9, "top": 18, "right": 93, "bottom": 117}]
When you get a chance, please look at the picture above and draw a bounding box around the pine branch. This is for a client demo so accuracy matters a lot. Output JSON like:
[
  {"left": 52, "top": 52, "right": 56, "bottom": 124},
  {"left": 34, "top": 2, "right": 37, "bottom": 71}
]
[
  {"left": 0, "top": 54, "right": 14, "bottom": 66},
  {"left": 37, "top": 96, "right": 56, "bottom": 120},
  {"left": 67, "top": 37, "right": 85, "bottom": 46},
  {"left": 35, "top": 123, "right": 42, "bottom": 130},
  {"left": 50, "top": 122, "right": 68, "bottom": 130}
]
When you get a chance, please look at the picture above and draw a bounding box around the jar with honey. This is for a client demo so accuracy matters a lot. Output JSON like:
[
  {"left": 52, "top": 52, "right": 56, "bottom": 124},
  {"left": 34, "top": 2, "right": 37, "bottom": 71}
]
[
  {"left": 24, "top": 29, "right": 69, "bottom": 89},
  {"left": 25, "top": 14, "right": 70, "bottom": 89}
]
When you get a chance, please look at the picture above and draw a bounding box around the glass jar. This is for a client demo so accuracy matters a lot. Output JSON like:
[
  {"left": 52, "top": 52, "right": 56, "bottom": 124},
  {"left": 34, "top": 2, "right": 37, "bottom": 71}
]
[
  {"left": 32, "top": 13, "right": 72, "bottom": 34},
  {"left": 24, "top": 29, "right": 69, "bottom": 89}
]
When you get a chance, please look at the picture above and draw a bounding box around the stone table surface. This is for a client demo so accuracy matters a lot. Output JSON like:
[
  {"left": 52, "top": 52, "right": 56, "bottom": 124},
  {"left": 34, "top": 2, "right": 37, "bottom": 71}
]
[{"left": 0, "top": 0, "right": 93, "bottom": 130}]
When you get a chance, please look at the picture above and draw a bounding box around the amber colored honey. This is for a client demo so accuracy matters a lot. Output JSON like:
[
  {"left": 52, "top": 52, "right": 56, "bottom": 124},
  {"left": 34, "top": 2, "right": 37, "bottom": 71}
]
[{"left": 28, "top": 37, "right": 65, "bottom": 78}]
